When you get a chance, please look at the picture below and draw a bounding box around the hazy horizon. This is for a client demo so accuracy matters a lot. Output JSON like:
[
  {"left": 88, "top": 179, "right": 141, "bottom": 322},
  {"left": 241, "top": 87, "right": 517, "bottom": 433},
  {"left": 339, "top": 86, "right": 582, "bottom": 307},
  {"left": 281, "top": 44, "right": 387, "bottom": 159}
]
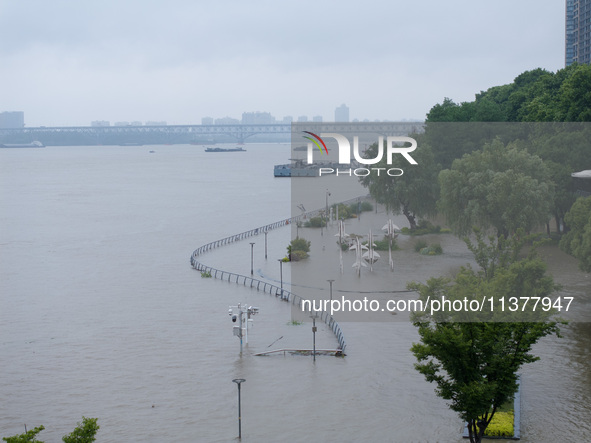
[{"left": 1, "top": 0, "right": 565, "bottom": 127}]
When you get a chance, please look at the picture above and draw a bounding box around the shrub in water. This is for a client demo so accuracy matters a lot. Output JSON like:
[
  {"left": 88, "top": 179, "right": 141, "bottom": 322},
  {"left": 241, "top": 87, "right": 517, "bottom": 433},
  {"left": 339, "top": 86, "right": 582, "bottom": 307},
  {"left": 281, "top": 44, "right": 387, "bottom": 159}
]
[
  {"left": 305, "top": 216, "right": 326, "bottom": 228},
  {"left": 414, "top": 239, "right": 428, "bottom": 252},
  {"left": 483, "top": 411, "right": 514, "bottom": 437}
]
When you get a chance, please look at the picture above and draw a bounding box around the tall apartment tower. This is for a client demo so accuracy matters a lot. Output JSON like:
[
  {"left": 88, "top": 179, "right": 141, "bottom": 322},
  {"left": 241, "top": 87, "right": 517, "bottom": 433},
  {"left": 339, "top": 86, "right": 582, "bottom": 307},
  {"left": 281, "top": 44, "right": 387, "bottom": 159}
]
[
  {"left": 0, "top": 111, "right": 25, "bottom": 128},
  {"left": 566, "top": 0, "right": 591, "bottom": 66},
  {"left": 335, "top": 104, "right": 349, "bottom": 122}
]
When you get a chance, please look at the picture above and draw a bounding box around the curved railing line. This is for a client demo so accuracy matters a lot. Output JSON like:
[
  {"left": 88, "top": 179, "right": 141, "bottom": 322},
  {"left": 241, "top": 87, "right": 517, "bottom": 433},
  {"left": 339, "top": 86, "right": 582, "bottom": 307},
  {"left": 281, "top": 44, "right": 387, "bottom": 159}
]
[{"left": 189, "top": 195, "right": 371, "bottom": 353}]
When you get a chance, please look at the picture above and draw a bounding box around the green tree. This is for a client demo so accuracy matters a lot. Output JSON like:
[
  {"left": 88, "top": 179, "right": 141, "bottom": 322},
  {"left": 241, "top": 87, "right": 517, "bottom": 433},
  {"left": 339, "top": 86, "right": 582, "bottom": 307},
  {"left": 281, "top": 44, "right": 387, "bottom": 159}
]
[
  {"left": 556, "top": 63, "right": 591, "bottom": 121},
  {"left": 61, "top": 417, "right": 99, "bottom": 443},
  {"left": 438, "top": 139, "right": 553, "bottom": 237},
  {"left": 3, "top": 418, "right": 99, "bottom": 443},
  {"left": 424, "top": 65, "right": 591, "bottom": 169},
  {"left": 560, "top": 195, "right": 591, "bottom": 272},
  {"left": 358, "top": 142, "right": 440, "bottom": 230},
  {"left": 2, "top": 426, "right": 45, "bottom": 443},
  {"left": 409, "top": 231, "right": 561, "bottom": 443}
]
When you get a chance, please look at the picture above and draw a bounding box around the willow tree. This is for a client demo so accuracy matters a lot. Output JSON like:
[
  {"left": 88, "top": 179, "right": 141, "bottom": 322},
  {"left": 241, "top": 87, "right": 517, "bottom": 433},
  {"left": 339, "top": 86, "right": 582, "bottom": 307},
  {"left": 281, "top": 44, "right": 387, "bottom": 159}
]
[
  {"left": 560, "top": 195, "right": 591, "bottom": 272},
  {"left": 438, "top": 138, "right": 554, "bottom": 238}
]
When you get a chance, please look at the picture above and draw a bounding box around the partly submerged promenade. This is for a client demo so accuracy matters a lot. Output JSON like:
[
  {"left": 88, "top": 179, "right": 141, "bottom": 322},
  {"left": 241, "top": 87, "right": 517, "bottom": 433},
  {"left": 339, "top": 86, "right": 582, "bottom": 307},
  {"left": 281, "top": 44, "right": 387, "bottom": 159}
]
[{"left": 190, "top": 206, "right": 349, "bottom": 353}]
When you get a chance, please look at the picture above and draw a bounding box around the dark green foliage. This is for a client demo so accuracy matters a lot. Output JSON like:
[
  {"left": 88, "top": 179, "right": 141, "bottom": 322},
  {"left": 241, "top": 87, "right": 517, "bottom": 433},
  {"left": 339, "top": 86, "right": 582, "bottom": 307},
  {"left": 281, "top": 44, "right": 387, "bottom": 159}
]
[
  {"left": 348, "top": 201, "right": 373, "bottom": 215},
  {"left": 425, "top": 64, "right": 591, "bottom": 168},
  {"left": 438, "top": 139, "right": 554, "bottom": 238},
  {"left": 287, "top": 237, "right": 311, "bottom": 261},
  {"left": 560, "top": 196, "right": 591, "bottom": 272},
  {"left": 414, "top": 239, "right": 428, "bottom": 252},
  {"left": 62, "top": 417, "right": 99, "bottom": 443},
  {"left": 332, "top": 203, "right": 353, "bottom": 219},
  {"left": 3, "top": 426, "right": 45, "bottom": 443},
  {"left": 405, "top": 219, "right": 444, "bottom": 236},
  {"left": 359, "top": 142, "right": 440, "bottom": 230},
  {"left": 3, "top": 418, "right": 99, "bottom": 443},
  {"left": 372, "top": 236, "right": 399, "bottom": 251},
  {"left": 290, "top": 237, "right": 310, "bottom": 253},
  {"left": 409, "top": 231, "right": 561, "bottom": 443},
  {"left": 413, "top": 239, "right": 442, "bottom": 255},
  {"left": 289, "top": 250, "right": 308, "bottom": 261},
  {"left": 304, "top": 216, "right": 326, "bottom": 228},
  {"left": 427, "top": 64, "right": 591, "bottom": 125}
]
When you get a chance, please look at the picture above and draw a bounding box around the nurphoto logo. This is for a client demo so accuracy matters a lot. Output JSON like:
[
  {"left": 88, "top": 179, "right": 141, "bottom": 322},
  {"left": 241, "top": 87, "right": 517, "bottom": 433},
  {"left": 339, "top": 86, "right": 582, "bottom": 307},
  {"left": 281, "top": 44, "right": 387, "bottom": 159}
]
[{"left": 301, "top": 131, "right": 418, "bottom": 177}]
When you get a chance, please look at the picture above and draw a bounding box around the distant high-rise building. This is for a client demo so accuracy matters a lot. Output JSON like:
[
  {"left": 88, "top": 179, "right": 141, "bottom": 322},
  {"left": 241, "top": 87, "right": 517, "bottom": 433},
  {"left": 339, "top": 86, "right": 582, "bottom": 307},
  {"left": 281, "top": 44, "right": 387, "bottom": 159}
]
[
  {"left": 241, "top": 111, "right": 275, "bottom": 124},
  {"left": 312, "top": 115, "right": 323, "bottom": 122},
  {"left": 0, "top": 111, "right": 25, "bottom": 128},
  {"left": 215, "top": 117, "right": 240, "bottom": 125},
  {"left": 91, "top": 120, "right": 110, "bottom": 127},
  {"left": 566, "top": 0, "right": 591, "bottom": 65},
  {"left": 201, "top": 117, "right": 214, "bottom": 125},
  {"left": 297, "top": 116, "right": 308, "bottom": 122},
  {"left": 335, "top": 104, "right": 349, "bottom": 122}
]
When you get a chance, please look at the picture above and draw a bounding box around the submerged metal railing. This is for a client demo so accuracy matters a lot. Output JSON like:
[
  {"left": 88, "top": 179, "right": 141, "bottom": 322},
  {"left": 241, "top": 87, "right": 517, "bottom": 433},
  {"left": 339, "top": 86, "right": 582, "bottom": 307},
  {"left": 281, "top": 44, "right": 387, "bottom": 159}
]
[{"left": 189, "top": 196, "right": 371, "bottom": 353}]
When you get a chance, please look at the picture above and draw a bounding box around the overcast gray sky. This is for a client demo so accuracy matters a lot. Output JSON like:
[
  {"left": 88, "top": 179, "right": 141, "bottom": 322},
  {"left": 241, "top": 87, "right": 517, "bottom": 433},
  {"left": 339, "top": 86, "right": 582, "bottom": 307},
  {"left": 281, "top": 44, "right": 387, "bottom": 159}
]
[{"left": 0, "top": 0, "right": 565, "bottom": 127}]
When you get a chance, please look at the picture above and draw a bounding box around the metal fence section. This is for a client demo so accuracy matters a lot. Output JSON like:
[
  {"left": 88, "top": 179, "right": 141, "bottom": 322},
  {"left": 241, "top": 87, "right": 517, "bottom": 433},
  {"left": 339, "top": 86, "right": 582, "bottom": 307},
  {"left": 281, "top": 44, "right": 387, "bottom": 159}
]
[{"left": 189, "top": 196, "right": 372, "bottom": 353}]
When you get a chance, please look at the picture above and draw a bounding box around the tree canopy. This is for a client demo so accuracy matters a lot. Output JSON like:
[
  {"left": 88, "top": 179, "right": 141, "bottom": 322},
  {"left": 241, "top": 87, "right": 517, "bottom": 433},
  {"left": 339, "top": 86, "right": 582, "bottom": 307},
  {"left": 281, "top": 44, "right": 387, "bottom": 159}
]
[
  {"left": 426, "top": 64, "right": 591, "bottom": 125},
  {"left": 438, "top": 139, "right": 554, "bottom": 237},
  {"left": 560, "top": 195, "right": 591, "bottom": 272},
  {"left": 2, "top": 418, "right": 99, "bottom": 443},
  {"left": 425, "top": 64, "right": 591, "bottom": 169},
  {"left": 358, "top": 141, "right": 440, "bottom": 230},
  {"left": 409, "top": 231, "right": 561, "bottom": 443}
]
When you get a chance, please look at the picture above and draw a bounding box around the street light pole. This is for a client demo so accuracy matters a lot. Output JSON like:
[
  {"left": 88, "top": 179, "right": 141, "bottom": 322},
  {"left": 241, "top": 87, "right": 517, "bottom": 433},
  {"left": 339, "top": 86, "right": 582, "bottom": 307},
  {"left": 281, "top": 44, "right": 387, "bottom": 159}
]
[
  {"left": 249, "top": 242, "right": 255, "bottom": 275},
  {"left": 326, "top": 189, "right": 331, "bottom": 226},
  {"left": 277, "top": 259, "right": 283, "bottom": 299},
  {"left": 232, "top": 378, "right": 246, "bottom": 439},
  {"left": 327, "top": 279, "right": 334, "bottom": 301},
  {"left": 311, "top": 315, "right": 317, "bottom": 362}
]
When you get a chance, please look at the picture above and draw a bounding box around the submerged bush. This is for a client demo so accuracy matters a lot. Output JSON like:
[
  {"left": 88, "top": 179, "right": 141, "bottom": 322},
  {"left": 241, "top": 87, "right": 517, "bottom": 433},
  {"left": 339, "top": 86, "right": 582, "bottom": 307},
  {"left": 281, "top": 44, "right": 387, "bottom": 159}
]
[
  {"left": 483, "top": 411, "right": 514, "bottom": 437},
  {"left": 304, "top": 216, "right": 326, "bottom": 228},
  {"left": 373, "top": 237, "right": 399, "bottom": 251}
]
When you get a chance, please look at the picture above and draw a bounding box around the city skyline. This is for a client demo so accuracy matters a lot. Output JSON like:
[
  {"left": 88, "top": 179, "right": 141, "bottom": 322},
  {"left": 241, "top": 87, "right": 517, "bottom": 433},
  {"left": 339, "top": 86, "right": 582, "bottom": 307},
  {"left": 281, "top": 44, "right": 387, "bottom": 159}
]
[
  {"left": 1, "top": 1, "right": 565, "bottom": 127},
  {"left": 1, "top": 105, "right": 426, "bottom": 129}
]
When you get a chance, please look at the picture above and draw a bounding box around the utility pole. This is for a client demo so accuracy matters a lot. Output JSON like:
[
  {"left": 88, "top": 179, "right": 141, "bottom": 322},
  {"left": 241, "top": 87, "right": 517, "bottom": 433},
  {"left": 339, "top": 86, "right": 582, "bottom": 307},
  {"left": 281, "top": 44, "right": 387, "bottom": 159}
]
[{"left": 229, "top": 304, "right": 259, "bottom": 355}]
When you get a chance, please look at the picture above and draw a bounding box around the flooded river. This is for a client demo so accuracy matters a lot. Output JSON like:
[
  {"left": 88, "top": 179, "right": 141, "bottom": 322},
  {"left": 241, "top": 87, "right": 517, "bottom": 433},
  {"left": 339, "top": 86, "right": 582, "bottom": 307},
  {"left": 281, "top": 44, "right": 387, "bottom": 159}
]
[{"left": 1, "top": 144, "right": 589, "bottom": 442}]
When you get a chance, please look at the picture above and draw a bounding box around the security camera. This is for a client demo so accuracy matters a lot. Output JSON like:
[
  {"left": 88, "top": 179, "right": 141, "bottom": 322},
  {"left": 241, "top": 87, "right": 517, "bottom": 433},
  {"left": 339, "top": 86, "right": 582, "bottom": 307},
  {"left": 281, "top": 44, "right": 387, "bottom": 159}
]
[
  {"left": 232, "top": 315, "right": 237, "bottom": 323},
  {"left": 228, "top": 309, "right": 233, "bottom": 316}
]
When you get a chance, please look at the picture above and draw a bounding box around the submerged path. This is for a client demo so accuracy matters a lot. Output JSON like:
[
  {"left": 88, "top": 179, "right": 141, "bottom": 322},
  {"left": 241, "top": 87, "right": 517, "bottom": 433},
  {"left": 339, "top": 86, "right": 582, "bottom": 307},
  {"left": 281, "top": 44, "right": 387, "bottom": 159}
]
[{"left": 189, "top": 202, "right": 362, "bottom": 353}]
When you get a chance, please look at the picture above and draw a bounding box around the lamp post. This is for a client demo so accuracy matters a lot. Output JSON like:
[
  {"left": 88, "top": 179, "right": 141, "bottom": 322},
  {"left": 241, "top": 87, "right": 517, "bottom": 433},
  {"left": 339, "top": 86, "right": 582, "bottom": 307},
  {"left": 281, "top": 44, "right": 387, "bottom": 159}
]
[
  {"left": 264, "top": 231, "right": 268, "bottom": 259},
  {"left": 277, "top": 259, "right": 284, "bottom": 299},
  {"left": 249, "top": 242, "right": 255, "bottom": 275},
  {"left": 326, "top": 189, "right": 331, "bottom": 226},
  {"left": 327, "top": 279, "right": 334, "bottom": 301},
  {"left": 311, "top": 314, "right": 318, "bottom": 362},
  {"left": 358, "top": 198, "right": 361, "bottom": 221},
  {"left": 232, "top": 378, "right": 246, "bottom": 439}
]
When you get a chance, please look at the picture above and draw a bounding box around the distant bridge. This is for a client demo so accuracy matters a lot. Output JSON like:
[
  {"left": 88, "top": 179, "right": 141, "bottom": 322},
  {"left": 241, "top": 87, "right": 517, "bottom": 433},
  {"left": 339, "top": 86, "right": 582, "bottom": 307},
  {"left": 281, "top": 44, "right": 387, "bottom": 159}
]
[{"left": 0, "top": 122, "right": 425, "bottom": 146}]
